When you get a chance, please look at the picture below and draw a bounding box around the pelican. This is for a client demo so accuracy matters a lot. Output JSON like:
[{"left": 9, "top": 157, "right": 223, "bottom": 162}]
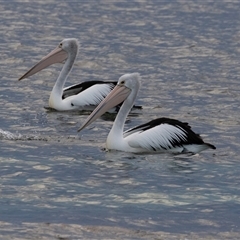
[
  {"left": 78, "top": 73, "right": 216, "bottom": 154},
  {"left": 18, "top": 38, "right": 119, "bottom": 111}
]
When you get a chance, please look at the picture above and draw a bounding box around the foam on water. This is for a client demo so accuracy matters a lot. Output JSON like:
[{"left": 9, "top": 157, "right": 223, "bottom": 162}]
[{"left": 0, "top": 128, "right": 47, "bottom": 141}]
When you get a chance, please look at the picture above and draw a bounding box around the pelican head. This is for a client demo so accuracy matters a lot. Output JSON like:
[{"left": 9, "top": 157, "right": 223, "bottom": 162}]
[
  {"left": 117, "top": 72, "right": 141, "bottom": 90},
  {"left": 78, "top": 72, "right": 141, "bottom": 132},
  {"left": 19, "top": 38, "right": 80, "bottom": 80}
]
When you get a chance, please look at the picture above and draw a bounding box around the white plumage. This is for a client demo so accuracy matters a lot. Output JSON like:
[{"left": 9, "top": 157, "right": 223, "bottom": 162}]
[
  {"left": 70, "top": 83, "right": 115, "bottom": 107},
  {"left": 127, "top": 124, "right": 188, "bottom": 150}
]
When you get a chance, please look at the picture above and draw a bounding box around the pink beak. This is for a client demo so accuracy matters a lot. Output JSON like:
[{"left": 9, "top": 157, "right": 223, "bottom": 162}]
[
  {"left": 18, "top": 45, "right": 68, "bottom": 80},
  {"left": 78, "top": 84, "right": 131, "bottom": 132}
]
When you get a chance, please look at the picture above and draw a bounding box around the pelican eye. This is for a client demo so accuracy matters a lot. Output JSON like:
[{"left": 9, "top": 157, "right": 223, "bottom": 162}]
[
  {"left": 59, "top": 43, "right": 63, "bottom": 47},
  {"left": 120, "top": 80, "right": 125, "bottom": 85}
]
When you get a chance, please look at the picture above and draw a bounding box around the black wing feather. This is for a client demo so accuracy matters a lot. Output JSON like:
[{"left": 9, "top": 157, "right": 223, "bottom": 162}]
[{"left": 125, "top": 117, "right": 212, "bottom": 147}]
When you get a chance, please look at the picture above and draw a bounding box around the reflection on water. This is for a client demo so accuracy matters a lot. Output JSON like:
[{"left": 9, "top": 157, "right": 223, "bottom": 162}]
[
  {"left": 168, "top": 158, "right": 199, "bottom": 174},
  {"left": 0, "top": 0, "right": 240, "bottom": 239}
]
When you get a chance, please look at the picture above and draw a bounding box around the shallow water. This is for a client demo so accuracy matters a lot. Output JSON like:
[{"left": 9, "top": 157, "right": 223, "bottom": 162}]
[{"left": 0, "top": 0, "right": 240, "bottom": 239}]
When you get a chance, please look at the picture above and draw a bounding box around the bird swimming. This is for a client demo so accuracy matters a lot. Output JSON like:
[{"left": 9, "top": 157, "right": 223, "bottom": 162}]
[
  {"left": 78, "top": 73, "right": 216, "bottom": 154},
  {"left": 18, "top": 38, "right": 119, "bottom": 111}
]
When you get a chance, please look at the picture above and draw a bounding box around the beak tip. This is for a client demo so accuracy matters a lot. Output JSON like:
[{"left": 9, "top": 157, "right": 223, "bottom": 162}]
[{"left": 18, "top": 74, "right": 27, "bottom": 81}]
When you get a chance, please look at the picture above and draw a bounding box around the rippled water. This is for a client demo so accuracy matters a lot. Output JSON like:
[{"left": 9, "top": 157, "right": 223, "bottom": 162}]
[{"left": 0, "top": 1, "right": 240, "bottom": 239}]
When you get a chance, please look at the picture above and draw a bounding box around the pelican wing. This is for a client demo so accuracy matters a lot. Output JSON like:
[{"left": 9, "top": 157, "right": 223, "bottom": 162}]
[
  {"left": 62, "top": 81, "right": 116, "bottom": 99},
  {"left": 63, "top": 81, "right": 116, "bottom": 106},
  {"left": 125, "top": 118, "right": 205, "bottom": 152}
]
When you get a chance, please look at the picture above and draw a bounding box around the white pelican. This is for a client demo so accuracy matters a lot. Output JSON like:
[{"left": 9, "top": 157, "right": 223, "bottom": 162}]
[
  {"left": 78, "top": 73, "right": 216, "bottom": 154},
  {"left": 18, "top": 38, "right": 119, "bottom": 111}
]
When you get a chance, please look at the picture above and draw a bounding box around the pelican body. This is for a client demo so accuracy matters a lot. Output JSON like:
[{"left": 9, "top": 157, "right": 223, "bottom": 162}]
[
  {"left": 78, "top": 73, "right": 216, "bottom": 154},
  {"left": 18, "top": 38, "right": 117, "bottom": 111}
]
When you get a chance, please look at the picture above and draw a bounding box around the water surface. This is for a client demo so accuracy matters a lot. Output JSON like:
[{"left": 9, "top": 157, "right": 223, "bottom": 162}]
[{"left": 0, "top": 1, "right": 240, "bottom": 239}]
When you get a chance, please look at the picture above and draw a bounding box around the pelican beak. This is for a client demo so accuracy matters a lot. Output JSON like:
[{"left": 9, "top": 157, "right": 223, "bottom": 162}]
[
  {"left": 18, "top": 45, "right": 68, "bottom": 80},
  {"left": 78, "top": 84, "right": 131, "bottom": 132}
]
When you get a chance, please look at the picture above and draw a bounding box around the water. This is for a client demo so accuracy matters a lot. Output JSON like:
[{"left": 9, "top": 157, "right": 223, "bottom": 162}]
[{"left": 0, "top": 1, "right": 240, "bottom": 239}]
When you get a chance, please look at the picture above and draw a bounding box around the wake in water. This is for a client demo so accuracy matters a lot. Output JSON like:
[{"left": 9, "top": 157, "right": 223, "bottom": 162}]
[
  {"left": 0, "top": 128, "right": 47, "bottom": 141},
  {"left": 0, "top": 129, "right": 20, "bottom": 140}
]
